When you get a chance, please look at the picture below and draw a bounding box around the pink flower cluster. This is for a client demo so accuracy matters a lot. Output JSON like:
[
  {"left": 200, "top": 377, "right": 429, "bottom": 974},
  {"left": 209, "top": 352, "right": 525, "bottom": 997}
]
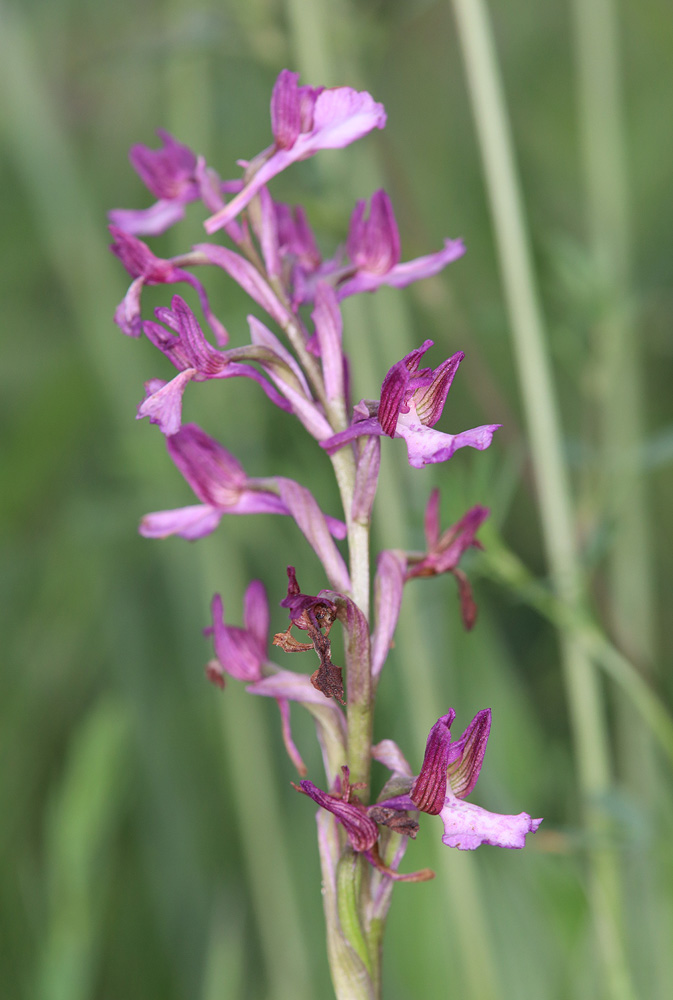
[{"left": 109, "top": 68, "right": 540, "bottom": 874}]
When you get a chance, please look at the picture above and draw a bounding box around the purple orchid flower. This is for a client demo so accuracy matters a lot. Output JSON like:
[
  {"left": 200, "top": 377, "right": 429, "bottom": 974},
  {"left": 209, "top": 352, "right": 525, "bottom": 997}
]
[
  {"left": 136, "top": 295, "right": 296, "bottom": 435},
  {"left": 109, "top": 130, "right": 203, "bottom": 236},
  {"left": 206, "top": 582, "right": 344, "bottom": 775},
  {"left": 139, "top": 423, "right": 347, "bottom": 553},
  {"left": 140, "top": 423, "right": 296, "bottom": 540},
  {"left": 381, "top": 710, "right": 542, "bottom": 850},
  {"left": 285, "top": 190, "right": 464, "bottom": 307},
  {"left": 322, "top": 340, "right": 500, "bottom": 468},
  {"left": 207, "top": 582, "right": 270, "bottom": 684},
  {"left": 109, "top": 130, "right": 244, "bottom": 240},
  {"left": 337, "top": 190, "right": 465, "bottom": 299},
  {"left": 109, "top": 226, "right": 228, "bottom": 344},
  {"left": 405, "top": 490, "right": 490, "bottom": 630},
  {"left": 204, "top": 70, "right": 386, "bottom": 233}
]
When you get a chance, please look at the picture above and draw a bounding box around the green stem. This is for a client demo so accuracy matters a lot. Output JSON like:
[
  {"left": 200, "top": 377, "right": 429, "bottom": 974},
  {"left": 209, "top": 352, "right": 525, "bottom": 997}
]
[{"left": 449, "top": 1, "right": 633, "bottom": 996}]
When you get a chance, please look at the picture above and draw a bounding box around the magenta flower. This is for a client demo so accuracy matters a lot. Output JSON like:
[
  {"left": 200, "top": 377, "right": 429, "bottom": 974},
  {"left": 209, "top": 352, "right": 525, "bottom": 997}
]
[
  {"left": 109, "top": 130, "right": 202, "bottom": 236},
  {"left": 139, "top": 423, "right": 347, "bottom": 556},
  {"left": 406, "top": 490, "right": 490, "bottom": 629},
  {"left": 136, "top": 295, "right": 295, "bottom": 435},
  {"left": 285, "top": 190, "right": 464, "bottom": 307},
  {"left": 381, "top": 711, "right": 542, "bottom": 850},
  {"left": 204, "top": 70, "right": 386, "bottom": 233},
  {"left": 322, "top": 340, "right": 500, "bottom": 468},
  {"left": 338, "top": 190, "right": 465, "bottom": 299},
  {"left": 140, "top": 423, "right": 293, "bottom": 540},
  {"left": 109, "top": 226, "right": 227, "bottom": 344},
  {"left": 275, "top": 201, "right": 322, "bottom": 276},
  {"left": 207, "top": 582, "right": 270, "bottom": 684}
]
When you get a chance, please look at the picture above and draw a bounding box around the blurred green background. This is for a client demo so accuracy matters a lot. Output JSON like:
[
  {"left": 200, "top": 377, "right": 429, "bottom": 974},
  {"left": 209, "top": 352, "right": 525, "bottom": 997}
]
[{"left": 1, "top": 0, "right": 672, "bottom": 997}]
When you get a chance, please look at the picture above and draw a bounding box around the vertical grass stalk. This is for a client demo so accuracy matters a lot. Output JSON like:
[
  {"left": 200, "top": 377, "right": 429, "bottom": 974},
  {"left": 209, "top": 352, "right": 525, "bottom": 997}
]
[
  {"left": 570, "top": 0, "right": 660, "bottom": 990},
  {"left": 449, "top": 0, "right": 634, "bottom": 995}
]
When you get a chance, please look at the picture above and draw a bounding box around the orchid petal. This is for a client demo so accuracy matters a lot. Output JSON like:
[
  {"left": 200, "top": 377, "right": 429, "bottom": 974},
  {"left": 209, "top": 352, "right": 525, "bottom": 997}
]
[
  {"left": 371, "top": 739, "right": 413, "bottom": 777},
  {"left": 139, "top": 503, "right": 222, "bottom": 540},
  {"left": 274, "top": 481, "right": 351, "bottom": 592},
  {"left": 129, "top": 129, "right": 198, "bottom": 199},
  {"left": 413, "top": 352, "right": 464, "bottom": 428},
  {"left": 439, "top": 792, "right": 542, "bottom": 850},
  {"left": 410, "top": 712, "right": 457, "bottom": 815},
  {"left": 114, "top": 277, "right": 144, "bottom": 337},
  {"left": 447, "top": 708, "right": 491, "bottom": 799},
  {"left": 166, "top": 423, "right": 246, "bottom": 504},
  {"left": 136, "top": 369, "right": 197, "bottom": 435},
  {"left": 295, "top": 780, "right": 379, "bottom": 852},
  {"left": 378, "top": 340, "right": 434, "bottom": 437},
  {"left": 210, "top": 592, "right": 265, "bottom": 682},
  {"left": 395, "top": 414, "right": 501, "bottom": 468},
  {"left": 108, "top": 199, "right": 187, "bottom": 237},
  {"left": 312, "top": 283, "right": 345, "bottom": 403},
  {"left": 243, "top": 579, "right": 270, "bottom": 650},
  {"left": 371, "top": 550, "right": 405, "bottom": 678}
]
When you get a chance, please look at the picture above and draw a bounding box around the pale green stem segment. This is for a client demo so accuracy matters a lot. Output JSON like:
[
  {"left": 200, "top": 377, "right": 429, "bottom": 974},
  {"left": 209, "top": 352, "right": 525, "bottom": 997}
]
[
  {"left": 570, "top": 33, "right": 659, "bottom": 990},
  {"left": 337, "top": 852, "right": 372, "bottom": 974},
  {"left": 326, "top": 444, "right": 378, "bottom": 998},
  {"left": 450, "top": 1, "right": 634, "bottom": 996},
  {"left": 570, "top": 0, "right": 654, "bottom": 678},
  {"left": 317, "top": 813, "right": 376, "bottom": 1000}
]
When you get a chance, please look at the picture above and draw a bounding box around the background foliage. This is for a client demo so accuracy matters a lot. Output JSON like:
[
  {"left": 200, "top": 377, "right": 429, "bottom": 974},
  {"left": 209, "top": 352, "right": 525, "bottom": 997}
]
[{"left": 1, "top": 0, "right": 672, "bottom": 997}]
